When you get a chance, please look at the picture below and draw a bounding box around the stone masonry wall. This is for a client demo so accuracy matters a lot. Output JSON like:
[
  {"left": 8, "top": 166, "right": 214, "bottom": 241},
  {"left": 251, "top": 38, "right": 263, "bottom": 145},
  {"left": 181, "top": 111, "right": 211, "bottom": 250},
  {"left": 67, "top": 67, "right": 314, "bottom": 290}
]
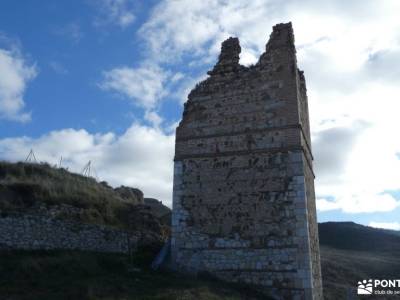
[
  {"left": 298, "top": 66, "right": 324, "bottom": 299},
  {"left": 0, "top": 214, "right": 138, "bottom": 254},
  {"left": 171, "top": 23, "right": 323, "bottom": 300}
]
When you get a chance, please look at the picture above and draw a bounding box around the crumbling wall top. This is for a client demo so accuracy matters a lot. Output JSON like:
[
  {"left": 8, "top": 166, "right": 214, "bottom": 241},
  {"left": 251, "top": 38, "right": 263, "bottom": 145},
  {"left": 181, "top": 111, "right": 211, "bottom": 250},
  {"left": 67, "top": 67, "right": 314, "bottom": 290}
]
[
  {"left": 207, "top": 37, "right": 241, "bottom": 75},
  {"left": 266, "top": 22, "right": 295, "bottom": 51},
  {"left": 188, "top": 22, "right": 299, "bottom": 100},
  {"left": 206, "top": 22, "right": 295, "bottom": 76}
]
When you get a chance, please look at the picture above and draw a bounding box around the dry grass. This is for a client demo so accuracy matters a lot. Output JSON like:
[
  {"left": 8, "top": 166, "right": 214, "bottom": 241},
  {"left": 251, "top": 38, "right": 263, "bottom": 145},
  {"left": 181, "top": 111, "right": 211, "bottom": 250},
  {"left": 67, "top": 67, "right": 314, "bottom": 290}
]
[{"left": 0, "top": 161, "right": 136, "bottom": 229}]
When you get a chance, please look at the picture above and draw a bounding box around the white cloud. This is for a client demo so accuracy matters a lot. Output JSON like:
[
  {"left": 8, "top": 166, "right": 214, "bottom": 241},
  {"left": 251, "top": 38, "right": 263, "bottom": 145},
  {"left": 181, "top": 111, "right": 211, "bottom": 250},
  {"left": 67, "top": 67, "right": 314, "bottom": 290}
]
[
  {"left": 313, "top": 121, "right": 369, "bottom": 184},
  {"left": 0, "top": 44, "right": 36, "bottom": 122},
  {"left": 369, "top": 222, "right": 400, "bottom": 231},
  {"left": 171, "top": 73, "right": 208, "bottom": 104},
  {"left": 313, "top": 83, "right": 400, "bottom": 213},
  {"left": 317, "top": 193, "right": 400, "bottom": 214},
  {"left": 139, "top": 0, "right": 287, "bottom": 64},
  {"left": 100, "top": 63, "right": 168, "bottom": 110},
  {"left": 0, "top": 124, "right": 175, "bottom": 206},
  {"left": 139, "top": 0, "right": 221, "bottom": 62},
  {"left": 136, "top": 0, "right": 400, "bottom": 215},
  {"left": 316, "top": 198, "right": 341, "bottom": 212},
  {"left": 99, "top": 63, "right": 188, "bottom": 128},
  {"left": 144, "top": 111, "right": 163, "bottom": 128},
  {"left": 92, "top": 0, "right": 136, "bottom": 28}
]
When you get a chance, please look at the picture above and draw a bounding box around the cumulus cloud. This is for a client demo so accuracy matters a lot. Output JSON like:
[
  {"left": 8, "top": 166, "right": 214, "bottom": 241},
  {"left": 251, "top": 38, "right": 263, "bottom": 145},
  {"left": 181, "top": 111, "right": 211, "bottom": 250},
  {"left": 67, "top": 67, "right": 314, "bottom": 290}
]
[
  {"left": 138, "top": 1, "right": 398, "bottom": 64},
  {"left": 0, "top": 42, "right": 37, "bottom": 122},
  {"left": 313, "top": 84, "right": 400, "bottom": 214},
  {"left": 313, "top": 121, "right": 369, "bottom": 183},
  {"left": 135, "top": 0, "right": 400, "bottom": 215},
  {"left": 100, "top": 63, "right": 168, "bottom": 110},
  {"left": 369, "top": 222, "right": 400, "bottom": 231},
  {"left": 0, "top": 124, "right": 175, "bottom": 205},
  {"left": 99, "top": 62, "right": 188, "bottom": 127},
  {"left": 91, "top": 0, "right": 136, "bottom": 28},
  {"left": 317, "top": 193, "right": 400, "bottom": 214},
  {"left": 144, "top": 111, "right": 163, "bottom": 128},
  {"left": 139, "top": 1, "right": 221, "bottom": 62},
  {"left": 138, "top": 0, "right": 290, "bottom": 65},
  {"left": 364, "top": 48, "right": 400, "bottom": 84},
  {"left": 137, "top": 0, "right": 400, "bottom": 99}
]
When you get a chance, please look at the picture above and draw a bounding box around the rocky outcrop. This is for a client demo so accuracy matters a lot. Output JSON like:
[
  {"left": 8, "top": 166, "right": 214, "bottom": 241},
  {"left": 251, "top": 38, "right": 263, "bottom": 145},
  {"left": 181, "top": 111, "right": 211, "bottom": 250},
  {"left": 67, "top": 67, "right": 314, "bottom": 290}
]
[
  {"left": 114, "top": 186, "right": 144, "bottom": 205},
  {"left": 144, "top": 198, "right": 171, "bottom": 225}
]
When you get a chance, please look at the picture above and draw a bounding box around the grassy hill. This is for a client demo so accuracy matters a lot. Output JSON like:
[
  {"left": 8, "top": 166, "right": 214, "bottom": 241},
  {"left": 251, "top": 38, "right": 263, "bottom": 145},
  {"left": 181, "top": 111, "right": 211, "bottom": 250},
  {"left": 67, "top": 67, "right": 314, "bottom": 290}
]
[{"left": 0, "top": 161, "right": 170, "bottom": 234}]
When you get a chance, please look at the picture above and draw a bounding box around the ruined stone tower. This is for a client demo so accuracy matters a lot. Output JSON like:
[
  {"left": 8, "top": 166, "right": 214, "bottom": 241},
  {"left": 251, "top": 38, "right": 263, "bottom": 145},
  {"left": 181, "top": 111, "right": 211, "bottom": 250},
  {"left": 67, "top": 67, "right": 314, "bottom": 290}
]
[{"left": 171, "top": 22, "right": 323, "bottom": 300}]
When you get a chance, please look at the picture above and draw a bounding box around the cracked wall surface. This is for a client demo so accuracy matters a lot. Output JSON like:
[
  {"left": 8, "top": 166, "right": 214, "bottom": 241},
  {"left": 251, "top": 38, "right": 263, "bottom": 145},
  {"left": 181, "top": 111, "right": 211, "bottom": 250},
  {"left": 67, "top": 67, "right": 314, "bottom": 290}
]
[{"left": 171, "top": 22, "right": 323, "bottom": 300}]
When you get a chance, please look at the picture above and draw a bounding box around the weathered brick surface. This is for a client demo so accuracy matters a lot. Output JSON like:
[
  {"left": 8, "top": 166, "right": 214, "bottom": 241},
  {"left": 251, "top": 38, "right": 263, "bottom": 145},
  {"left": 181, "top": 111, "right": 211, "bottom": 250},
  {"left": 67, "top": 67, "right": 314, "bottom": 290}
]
[{"left": 171, "top": 23, "right": 323, "bottom": 300}]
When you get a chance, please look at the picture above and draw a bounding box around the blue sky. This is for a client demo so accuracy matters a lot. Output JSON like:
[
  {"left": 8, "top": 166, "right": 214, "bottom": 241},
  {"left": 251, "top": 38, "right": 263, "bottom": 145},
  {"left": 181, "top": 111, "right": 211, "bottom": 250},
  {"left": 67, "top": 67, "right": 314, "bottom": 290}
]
[
  {"left": 0, "top": 0, "right": 179, "bottom": 137},
  {"left": 1, "top": 0, "right": 400, "bottom": 230}
]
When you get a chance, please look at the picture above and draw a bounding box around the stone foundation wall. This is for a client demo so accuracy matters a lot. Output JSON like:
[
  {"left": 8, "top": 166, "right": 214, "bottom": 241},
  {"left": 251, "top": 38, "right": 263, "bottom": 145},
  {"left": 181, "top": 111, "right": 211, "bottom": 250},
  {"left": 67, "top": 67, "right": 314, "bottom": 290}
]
[{"left": 0, "top": 214, "right": 138, "bottom": 254}]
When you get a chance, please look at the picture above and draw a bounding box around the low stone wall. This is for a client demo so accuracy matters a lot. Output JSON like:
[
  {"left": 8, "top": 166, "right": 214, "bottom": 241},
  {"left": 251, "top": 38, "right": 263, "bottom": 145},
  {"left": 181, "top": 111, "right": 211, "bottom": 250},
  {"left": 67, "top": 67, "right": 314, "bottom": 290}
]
[{"left": 0, "top": 215, "right": 138, "bottom": 254}]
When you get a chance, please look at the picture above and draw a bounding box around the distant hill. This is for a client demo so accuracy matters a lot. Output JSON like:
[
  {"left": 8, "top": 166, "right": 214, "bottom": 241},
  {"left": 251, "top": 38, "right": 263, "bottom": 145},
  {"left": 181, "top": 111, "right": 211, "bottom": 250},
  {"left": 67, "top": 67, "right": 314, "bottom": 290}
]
[
  {"left": 319, "top": 221, "right": 400, "bottom": 252},
  {"left": 319, "top": 222, "right": 400, "bottom": 300}
]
